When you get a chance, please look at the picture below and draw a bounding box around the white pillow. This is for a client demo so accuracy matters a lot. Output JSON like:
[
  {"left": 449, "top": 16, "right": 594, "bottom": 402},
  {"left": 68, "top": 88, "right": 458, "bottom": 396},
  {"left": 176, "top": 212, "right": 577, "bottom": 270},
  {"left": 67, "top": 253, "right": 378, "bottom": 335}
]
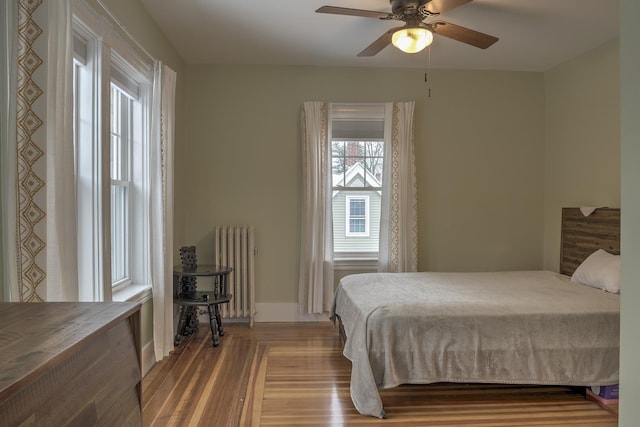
[{"left": 571, "top": 249, "right": 621, "bottom": 293}]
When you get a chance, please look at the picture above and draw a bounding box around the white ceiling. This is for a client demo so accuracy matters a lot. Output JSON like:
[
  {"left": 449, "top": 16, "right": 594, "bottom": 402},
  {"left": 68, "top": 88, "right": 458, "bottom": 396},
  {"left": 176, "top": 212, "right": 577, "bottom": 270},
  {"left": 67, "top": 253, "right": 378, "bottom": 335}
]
[{"left": 140, "top": 0, "right": 619, "bottom": 71}]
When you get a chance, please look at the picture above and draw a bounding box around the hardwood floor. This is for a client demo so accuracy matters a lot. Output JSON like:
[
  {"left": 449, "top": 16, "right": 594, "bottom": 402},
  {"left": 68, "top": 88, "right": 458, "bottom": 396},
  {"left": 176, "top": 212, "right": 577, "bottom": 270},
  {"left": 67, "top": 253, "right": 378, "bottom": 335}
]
[{"left": 142, "top": 322, "right": 618, "bottom": 426}]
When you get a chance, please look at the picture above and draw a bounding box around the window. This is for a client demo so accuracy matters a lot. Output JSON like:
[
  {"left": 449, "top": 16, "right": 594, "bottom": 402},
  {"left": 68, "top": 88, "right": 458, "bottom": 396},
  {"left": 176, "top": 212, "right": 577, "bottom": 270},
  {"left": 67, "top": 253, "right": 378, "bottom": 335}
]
[
  {"left": 331, "top": 104, "right": 385, "bottom": 261},
  {"left": 72, "top": 5, "right": 152, "bottom": 302},
  {"left": 110, "top": 84, "right": 132, "bottom": 288}
]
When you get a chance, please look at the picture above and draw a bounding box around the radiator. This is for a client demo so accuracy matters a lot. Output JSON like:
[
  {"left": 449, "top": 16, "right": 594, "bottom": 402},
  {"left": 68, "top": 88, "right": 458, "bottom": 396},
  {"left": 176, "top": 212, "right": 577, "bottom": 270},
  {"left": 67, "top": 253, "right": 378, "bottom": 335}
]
[{"left": 213, "top": 225, "right": 256, "bottom": 326}]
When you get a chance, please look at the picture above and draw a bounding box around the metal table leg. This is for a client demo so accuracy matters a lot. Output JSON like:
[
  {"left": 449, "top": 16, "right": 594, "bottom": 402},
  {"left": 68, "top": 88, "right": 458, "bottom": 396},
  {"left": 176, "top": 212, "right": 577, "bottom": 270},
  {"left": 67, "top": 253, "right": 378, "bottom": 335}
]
[
  {"left": 175, "top": 305, "right": 188, "bottom": 346},
  {"left": 207, "top": 304, "right": 220, "bottom": 347}
]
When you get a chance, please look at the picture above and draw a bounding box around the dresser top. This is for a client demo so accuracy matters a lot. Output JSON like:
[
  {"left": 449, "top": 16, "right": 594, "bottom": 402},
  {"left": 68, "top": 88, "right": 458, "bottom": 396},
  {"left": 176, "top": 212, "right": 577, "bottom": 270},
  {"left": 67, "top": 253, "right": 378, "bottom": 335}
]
[{"left": 0, "top": 302, "right": 140, "bottom": 400}]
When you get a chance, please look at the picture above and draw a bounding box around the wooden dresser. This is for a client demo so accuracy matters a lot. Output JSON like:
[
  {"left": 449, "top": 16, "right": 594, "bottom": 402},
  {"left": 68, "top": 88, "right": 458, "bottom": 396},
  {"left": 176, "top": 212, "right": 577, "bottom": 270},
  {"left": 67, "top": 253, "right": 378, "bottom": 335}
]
[{"left": 0, "top": 302, "right": 142, "bottom": 427}]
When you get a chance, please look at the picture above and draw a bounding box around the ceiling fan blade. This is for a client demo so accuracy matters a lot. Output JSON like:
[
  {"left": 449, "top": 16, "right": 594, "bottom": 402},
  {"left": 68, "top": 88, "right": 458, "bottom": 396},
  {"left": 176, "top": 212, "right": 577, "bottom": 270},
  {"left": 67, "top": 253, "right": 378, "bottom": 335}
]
[
  {"left": 424, "top": 0, "right": 474, "bottom": 15},
  {"left": 357, "top": 27, "right": 403, "bottom": 57},
  {"left": 431, "top": 21, "right": 498, "bottom": 49},
  {"left": 315, "top": 6, "right": 392, "bottom": 20}
]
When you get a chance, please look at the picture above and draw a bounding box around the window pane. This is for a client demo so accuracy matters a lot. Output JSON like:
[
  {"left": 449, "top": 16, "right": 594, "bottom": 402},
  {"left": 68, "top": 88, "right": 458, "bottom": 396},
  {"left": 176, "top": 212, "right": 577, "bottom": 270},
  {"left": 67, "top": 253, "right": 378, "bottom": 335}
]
[
  {"left": 111, "top": 87, "right": 122, "bottom": 180},
  {"left": 349, "top": 159, "right": 365, "bottom": 188},
  {"left": 349, "top": 218, "right": 365, "bottom": 233},
  {"left": 111, "top": 85, "right": 132, "bottom": 182},
  {"left": 332, "top": 140, "right": 383, "bottom": 189},
  {"left": 364, "top": 141, "right": 384, "bottom": 186},
  {"left": 350, "top": 199, "right": 365, "bottom": 216},
  {"left": 111, "top": 184, "right": 128, "bottom": 283},
  {"left": 332, "top": 140, "right": 346, "bottom": 178},
  {"left": 344, "top": 141, "right": 364, "bottom": 187}
]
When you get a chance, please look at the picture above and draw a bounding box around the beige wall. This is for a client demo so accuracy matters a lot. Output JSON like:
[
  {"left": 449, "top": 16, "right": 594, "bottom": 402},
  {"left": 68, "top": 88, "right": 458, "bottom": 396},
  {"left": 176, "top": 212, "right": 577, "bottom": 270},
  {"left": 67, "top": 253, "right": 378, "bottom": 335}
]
[
  {"left": 421, "top": 71, "right": 545, "bottom": 272},
  {"left": 620, "top": 0, "right": 640, "bottom": 424},
  {"left": 543, "top": 39, "right": 621, "bottom": 271},
  {"left": 182, "top": 66, "right": 545, "bottom": 304}
]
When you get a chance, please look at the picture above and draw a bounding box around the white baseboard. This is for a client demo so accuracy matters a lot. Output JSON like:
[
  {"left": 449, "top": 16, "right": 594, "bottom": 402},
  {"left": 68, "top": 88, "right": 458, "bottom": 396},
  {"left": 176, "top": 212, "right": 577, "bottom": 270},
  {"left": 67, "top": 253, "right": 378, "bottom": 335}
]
[
  {"left": 141, "top": 340, "right": 156, "bottom": 377},
  {"left": 192, "top": 303, "right": 331, "bottom": 324},
  {"left": 254, "top": 303, "right": 331, "bottom": 323}
]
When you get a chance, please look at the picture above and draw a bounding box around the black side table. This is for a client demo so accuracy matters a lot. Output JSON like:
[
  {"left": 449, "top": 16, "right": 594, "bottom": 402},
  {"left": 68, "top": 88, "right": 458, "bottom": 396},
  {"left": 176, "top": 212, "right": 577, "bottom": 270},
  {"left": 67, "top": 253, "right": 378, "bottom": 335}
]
[{"left": 173, "top": 264, "right": 232, "bottom": 347}]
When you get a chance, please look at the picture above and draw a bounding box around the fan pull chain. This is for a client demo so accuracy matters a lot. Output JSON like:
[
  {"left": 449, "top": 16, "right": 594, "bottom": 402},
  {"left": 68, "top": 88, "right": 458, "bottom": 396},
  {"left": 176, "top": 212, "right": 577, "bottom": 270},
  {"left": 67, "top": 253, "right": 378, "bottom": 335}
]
[
  {"left": 424, "top": 72, "right": 431, "bottom": 98},
  {"left": 424, "top": 45, "right": 431, "bottom": 98}
]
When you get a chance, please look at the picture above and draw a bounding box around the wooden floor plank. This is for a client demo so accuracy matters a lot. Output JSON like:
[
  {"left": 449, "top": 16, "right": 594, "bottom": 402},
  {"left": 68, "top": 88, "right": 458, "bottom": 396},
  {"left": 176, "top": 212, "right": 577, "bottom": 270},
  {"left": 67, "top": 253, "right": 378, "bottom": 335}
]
[
  {"left": 142, "top": 322, "right": 618, "bottom": 426},
  {"left": 239, "top": 343, "right": 269, "bottom": 427}
]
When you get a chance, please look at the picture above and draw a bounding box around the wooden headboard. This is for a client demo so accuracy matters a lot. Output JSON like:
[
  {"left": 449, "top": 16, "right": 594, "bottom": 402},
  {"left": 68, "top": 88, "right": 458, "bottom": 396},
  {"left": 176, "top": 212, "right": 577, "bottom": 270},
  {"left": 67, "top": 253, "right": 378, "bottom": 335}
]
[{"left": 559, "top": 207, "right": 620, "bottom": 276}]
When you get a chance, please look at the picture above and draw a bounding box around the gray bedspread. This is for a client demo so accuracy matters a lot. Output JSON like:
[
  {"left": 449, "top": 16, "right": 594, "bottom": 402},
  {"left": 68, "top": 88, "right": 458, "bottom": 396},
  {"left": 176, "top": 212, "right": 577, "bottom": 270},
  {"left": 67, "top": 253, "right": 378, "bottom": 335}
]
[{"left": 330, "top": 271, "right": 620, "bottom": 418}]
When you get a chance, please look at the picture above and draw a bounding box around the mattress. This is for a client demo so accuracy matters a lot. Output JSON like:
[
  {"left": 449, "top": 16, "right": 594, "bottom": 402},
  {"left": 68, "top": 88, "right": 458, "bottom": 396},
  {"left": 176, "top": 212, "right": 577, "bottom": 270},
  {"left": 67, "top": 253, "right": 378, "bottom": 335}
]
[{"left": 331, "top": 270, "right": 620, "bottom": 418}]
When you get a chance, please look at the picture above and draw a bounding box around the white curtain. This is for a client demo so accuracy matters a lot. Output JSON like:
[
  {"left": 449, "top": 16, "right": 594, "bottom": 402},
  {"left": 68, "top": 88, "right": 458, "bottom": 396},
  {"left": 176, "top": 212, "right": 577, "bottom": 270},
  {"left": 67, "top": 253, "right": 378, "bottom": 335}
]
[
  {"left": 298, "top": 102, "right": 334, "bottom": 314},
  {"left": 2, "top": 0, "right": 77, "bottom": 301},
  {"left": 46, "top": 0, "right": 79, "bottom": 301},
  {"left": 151, "top": 62, "right": 176, "bottom": 361},
  {"left": 379, "top": 101, "right": 418, "bottom": 272}
]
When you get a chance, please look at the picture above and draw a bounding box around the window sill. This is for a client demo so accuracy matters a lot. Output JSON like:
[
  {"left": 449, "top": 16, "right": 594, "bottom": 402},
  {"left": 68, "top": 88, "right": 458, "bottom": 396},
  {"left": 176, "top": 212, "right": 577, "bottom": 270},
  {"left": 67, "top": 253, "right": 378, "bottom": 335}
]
[
  {"left": 333, "top": 258, "right": 378, "bottom": 271},
  {"left": 113, "top": 284, "right": 152, "bottom": 304}
]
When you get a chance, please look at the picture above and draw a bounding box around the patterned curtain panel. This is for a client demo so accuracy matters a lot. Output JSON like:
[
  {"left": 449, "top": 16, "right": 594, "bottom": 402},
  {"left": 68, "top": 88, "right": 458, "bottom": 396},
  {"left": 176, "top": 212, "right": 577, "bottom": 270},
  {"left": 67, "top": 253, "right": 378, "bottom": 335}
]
[
  {"left": 12, "top": 0, "right": 48, "bottom": 301},
  {"left": 2, "top": 0, "right": 77, "bottom": 302},
  {"left": 151, "top": 62, "right": 177, "bottom": 360},
  {"left": 378, "top": 101, "right": 418, "bottom": 272}
]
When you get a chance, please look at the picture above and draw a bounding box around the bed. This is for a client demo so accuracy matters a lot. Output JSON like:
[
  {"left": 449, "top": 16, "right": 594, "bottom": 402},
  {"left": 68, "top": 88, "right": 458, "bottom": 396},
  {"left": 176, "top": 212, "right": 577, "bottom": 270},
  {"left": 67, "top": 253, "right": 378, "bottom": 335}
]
[{"left": 330, "top": 208, "right": 621, "bottom": 418}]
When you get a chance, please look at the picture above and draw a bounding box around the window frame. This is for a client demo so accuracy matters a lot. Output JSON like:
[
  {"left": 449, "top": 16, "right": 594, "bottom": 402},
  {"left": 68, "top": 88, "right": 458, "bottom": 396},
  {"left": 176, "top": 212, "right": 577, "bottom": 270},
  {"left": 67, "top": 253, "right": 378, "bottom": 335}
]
[
  {"left": 109, "top": 52, "right": 152, "bottom": 295},
  {"left": 72, "top": 2, "right": 153, "bottom": 303},
  {"left": 110, "top": 83, "right": 133, "bottom": 290},
  {"left": 330, "top": 104, "right": 386, "bottom": 264}
]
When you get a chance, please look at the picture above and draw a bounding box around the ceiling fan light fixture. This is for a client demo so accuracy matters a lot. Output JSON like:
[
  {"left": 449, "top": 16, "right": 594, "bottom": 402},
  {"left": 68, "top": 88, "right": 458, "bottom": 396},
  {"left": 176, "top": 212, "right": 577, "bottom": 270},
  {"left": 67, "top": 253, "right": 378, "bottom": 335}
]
[{"left": 391, "top": 27, "right": 433, "bottom": 53}]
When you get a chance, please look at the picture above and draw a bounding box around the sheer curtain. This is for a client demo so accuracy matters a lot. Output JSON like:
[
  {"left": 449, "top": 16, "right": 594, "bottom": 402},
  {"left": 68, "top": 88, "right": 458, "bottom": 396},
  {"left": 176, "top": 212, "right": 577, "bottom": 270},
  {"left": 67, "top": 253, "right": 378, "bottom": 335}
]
[
  {"left": 151, "top": 62, "right": 176, "bottom": 361},
  {"left": 379, "top": 101, "right": 418, "bottom": 272},
  {"left": 46, "top": 0, "right": 79, "bottom": 301},
  {"left": 298, "top": 102, "right": 334, "bottom": 314}
]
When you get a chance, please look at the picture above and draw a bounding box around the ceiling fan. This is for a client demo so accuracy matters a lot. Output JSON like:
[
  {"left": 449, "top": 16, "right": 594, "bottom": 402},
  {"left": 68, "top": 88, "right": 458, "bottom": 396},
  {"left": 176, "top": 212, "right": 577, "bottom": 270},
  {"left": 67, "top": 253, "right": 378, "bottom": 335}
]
[{"left": 316, "top": 0, "right": 498, "bottom": 56}]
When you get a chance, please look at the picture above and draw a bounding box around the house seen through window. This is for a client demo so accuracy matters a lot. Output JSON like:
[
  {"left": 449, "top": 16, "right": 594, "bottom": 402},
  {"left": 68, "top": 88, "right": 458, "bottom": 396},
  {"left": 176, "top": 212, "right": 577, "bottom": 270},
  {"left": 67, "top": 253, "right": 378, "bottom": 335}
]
[{"left": 331, "top": 104, "right": 385, "bottom": 261}]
